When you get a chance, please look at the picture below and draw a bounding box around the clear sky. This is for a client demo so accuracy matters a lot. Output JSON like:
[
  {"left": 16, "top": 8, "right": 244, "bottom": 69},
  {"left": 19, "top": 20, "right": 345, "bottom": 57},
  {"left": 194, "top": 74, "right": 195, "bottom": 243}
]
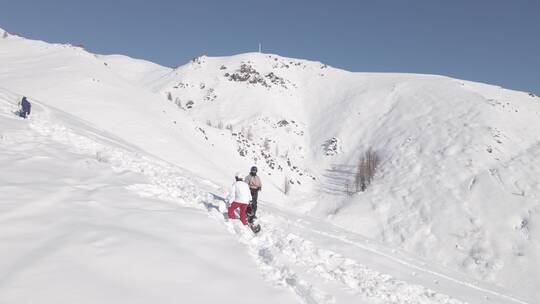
[{"left": 1, "top": 0, "right": 538, "bottom": 94}]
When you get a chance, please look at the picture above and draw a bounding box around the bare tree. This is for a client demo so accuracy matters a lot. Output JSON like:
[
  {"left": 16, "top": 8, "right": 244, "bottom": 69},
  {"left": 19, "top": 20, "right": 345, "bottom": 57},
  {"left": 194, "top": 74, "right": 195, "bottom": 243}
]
[
  {"left": 284, "top": 176, "right": 292, "bottom": 195},
  {"left": 217, "top": 121, "right": 224, "bottom": 129},
  {"left": 345, "top": 182, "right": 354, "bottom": 196},
  {"left": 355, "top": 148, "right": 380, "bottom": 192},
  {"left": 166, "top": 92, "right": 173, "bottom": 101}
]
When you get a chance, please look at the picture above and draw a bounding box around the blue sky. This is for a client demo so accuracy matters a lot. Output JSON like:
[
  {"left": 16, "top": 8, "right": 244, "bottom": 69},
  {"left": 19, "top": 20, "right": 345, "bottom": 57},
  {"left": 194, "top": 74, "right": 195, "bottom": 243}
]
[{"left": 1, "top": 0, "right": 538, "bottom": 93}]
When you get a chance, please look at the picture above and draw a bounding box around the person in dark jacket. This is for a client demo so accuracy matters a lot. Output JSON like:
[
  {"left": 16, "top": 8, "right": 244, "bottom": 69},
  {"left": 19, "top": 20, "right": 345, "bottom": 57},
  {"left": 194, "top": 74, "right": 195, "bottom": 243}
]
[
  {"left": 19, "top": 97, "right": 31, "bottom": 119},
  {"left": 245, "top": 166, "right": 262, "bottom": 218}
]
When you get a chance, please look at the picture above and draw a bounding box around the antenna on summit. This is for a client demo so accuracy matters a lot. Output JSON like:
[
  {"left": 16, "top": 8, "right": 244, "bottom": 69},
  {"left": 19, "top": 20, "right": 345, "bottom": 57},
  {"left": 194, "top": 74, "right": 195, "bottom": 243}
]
[{"left": 258, "top": 43, "right": 262, "bottom": 53}]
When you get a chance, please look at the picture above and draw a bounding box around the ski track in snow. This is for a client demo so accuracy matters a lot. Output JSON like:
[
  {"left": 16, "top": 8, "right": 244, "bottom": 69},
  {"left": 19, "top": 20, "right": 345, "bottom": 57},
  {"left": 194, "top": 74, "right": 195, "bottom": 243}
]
[{"left": 22, "top": 104, "right": 519, "bottom": 304}]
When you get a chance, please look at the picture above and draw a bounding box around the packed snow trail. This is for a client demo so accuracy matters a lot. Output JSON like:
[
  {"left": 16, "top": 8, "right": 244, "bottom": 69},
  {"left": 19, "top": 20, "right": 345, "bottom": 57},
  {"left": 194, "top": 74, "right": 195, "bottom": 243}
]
[
  {"left": 257, "top": 206, "right": 530, "bottom": 304},
  {"left": 0, "top": 96, "right": 527, "bottom": 303}
]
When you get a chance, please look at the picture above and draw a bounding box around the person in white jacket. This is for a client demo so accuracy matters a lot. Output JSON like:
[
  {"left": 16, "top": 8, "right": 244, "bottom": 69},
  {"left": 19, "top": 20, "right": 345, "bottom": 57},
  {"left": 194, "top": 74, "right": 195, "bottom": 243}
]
[{"left": 228, "top": 172, "right": 252, "bottom": 225}]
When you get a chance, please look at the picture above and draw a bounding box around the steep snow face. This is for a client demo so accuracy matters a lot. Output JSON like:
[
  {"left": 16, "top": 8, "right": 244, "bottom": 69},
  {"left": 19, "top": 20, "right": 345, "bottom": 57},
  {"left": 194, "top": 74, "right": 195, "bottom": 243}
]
[{"left": 149, "top": 52, "right": 540, "bottom": 300}]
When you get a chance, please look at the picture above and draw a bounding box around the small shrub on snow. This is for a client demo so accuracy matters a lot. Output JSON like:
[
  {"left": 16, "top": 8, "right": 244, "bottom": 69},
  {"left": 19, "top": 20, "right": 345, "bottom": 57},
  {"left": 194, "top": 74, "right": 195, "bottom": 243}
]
[
  {"left": 263, "top": 138, "right": 271, "bottom": 151},
  {"left": 174, "top": 97, "right": 184, "bottom": 110},
  {"left": 95, "top": 151, "right": 108, "bottom": 163},
  {"left": 204, "top": 88, "right": 217, "bottom": 102}
]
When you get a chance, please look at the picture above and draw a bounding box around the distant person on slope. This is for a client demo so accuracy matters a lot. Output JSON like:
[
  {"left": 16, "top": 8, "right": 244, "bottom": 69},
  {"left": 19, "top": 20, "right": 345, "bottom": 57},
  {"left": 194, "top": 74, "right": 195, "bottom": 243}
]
[
  {"left": 19, "top": 96, "right": 31, "bottom": 119},
  {"left": 245, "top": 166, "right": 262, "bottom": 218},
  {"left": 228, "top": 172, "right": 252, "bottom": 225}
]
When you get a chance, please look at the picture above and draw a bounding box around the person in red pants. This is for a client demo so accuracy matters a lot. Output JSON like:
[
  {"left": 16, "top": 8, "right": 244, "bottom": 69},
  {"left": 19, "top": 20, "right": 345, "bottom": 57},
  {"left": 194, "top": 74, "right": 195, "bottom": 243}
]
[{"left": 228, "top": 172, "right": 252, "bottom": 225}]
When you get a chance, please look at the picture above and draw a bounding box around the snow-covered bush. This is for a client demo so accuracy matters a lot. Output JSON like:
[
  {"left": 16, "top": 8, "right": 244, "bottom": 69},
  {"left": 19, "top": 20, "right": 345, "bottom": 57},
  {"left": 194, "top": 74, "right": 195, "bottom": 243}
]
[
  {"left": 204, "top": 88, "right": 217, "bottom": 101},
  {"left": 323, "top": 137, "right": 340, "bottom": 156},
  {"left": 174, "top": 97, "right": 184, "bottom": 110}
]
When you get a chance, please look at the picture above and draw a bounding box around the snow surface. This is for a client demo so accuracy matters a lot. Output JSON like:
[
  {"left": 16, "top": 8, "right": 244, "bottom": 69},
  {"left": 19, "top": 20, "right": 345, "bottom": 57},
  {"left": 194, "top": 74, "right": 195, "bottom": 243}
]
[
  {"left": 1, "top": 27, "right": 539, "bottom": 303},
  {"left": 0, "top": 91, "right": 296, "bottom": 304}
]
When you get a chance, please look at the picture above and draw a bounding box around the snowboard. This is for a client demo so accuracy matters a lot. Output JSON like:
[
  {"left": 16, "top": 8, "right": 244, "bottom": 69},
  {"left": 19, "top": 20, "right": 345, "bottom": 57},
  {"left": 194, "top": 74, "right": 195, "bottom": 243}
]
[{"left": 248, "top": 221, "right": 261, "bottom": 234}]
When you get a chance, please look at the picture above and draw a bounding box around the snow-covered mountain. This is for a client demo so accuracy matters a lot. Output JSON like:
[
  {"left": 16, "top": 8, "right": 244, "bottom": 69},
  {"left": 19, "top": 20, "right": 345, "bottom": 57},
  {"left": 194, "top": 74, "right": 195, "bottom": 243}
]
[
  {"left": 145, "top": 51, "right": 540, "bottom": 300},
  {"left": 1, "top": 26, "right": 539, "bottom": 303}
]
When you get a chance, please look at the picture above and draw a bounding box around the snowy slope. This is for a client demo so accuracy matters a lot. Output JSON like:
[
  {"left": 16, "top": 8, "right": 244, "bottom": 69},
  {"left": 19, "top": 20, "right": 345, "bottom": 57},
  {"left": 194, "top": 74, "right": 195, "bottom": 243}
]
[
  {"left": 146, "top": 53, "right": 540, "bottom": 301},
  {"left": 98, "top": 53, "right": 171, "bottom": 85},
  {"left": 1, "top": 26, "right": 540, "bottom": 303},
  {"left": 0, "top": 29, "right": 254, "bottom": 186},
  {"left": 0, "top": 89, "right": 296, "bottom": 304},
  {"left": 1, "top": 87, "right": 527, "bottom": 304}
]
